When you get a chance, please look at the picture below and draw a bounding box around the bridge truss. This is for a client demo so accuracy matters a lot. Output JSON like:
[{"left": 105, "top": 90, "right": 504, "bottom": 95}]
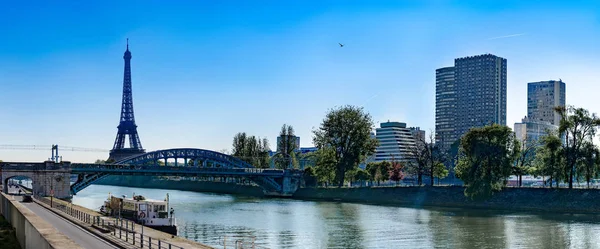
[{"left": 70, "top": 148, "right": 303, "bottom": 196}]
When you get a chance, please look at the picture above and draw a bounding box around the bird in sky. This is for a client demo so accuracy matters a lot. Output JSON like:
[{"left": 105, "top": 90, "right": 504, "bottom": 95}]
[{"left": 339, "top": 43, "right": 344, "bottom": 47}]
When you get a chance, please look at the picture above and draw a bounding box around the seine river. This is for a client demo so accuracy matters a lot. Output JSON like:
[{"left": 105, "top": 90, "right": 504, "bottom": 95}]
[{"left": 72, "top": 184, "right": 600, "bottom": 249}]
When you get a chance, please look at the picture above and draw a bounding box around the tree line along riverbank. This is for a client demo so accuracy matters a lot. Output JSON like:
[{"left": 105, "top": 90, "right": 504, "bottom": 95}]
[{"left": 97, "top": 176, "right": 600, "bottom": 214}]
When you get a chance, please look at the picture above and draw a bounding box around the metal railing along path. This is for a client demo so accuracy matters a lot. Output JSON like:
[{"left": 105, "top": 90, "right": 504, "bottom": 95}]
[{"left": 35, "top": 196, "right": 184, "bottom": 249}]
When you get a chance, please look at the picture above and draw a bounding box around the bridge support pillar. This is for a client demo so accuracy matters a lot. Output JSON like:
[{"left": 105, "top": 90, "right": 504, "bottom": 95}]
[
  {"left": 281, "top": 170, "right": 301, "bottom": 196},
  {"left": 1, "top": 161, "right": 72, "bottom": 200}
]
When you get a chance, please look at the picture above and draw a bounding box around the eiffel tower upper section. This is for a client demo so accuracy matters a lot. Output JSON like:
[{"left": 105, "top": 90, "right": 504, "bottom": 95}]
[{"left": 108, "top": 39, "right": 145, "bottom": 162}]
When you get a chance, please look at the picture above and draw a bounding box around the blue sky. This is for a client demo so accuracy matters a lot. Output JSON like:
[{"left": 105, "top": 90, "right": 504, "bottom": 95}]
[{"left": 1, "top": 1, "right": 599, "bottom": 162}]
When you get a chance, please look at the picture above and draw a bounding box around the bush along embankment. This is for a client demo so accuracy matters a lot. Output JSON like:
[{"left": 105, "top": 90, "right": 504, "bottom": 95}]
[{"left": 0, "top": 215, "right": 20, "bottom": 249}]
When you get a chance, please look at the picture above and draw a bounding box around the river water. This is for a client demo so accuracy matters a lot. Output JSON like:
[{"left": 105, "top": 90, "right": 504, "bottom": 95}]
[{"left": 72, "top": 184, "right": 600, "bottom": 249}]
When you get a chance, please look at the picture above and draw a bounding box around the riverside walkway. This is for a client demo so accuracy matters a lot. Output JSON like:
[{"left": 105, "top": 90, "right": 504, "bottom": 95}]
[{"left": 39, "top": 197, "right": 214, "bottom": 249}]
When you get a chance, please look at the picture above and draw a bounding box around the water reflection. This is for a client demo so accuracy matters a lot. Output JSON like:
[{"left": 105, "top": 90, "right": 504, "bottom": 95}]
[{"left": 73, "top": 185, "right": 600, "bottom": 249}]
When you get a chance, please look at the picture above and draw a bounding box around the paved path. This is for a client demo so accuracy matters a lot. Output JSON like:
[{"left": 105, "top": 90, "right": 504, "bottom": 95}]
[{"left": 20, "top": 198, "right": 119, "bottom": 249}]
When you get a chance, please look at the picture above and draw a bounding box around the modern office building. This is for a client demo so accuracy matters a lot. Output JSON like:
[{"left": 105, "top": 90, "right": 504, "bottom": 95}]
[
  {"left": 374, "top": 121, "right": 417, "bottom": 162},
  {"left": 409, "top": 127, "right": 426, "bottom": 142},
  {"left": 434, "top": 66, "right": 457, "bottom": 150},
  {"left": 527, "top": 80, "right": 566, "bottom": 126},
  {"left": 455, "top": 54, "right": 507, "bottom": 138},
  {"left": 435, "top": 54, "right": 507, "bottom": 150},
  {"left": 514, "top": 116, "right": 558, "bottom": 146}
]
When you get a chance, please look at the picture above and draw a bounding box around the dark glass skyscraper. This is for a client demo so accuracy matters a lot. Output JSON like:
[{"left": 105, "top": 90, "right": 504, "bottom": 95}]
[
  {"left": 435, "top": 67, "right": 456, "bottom": 150},
  {"left": 435, "top": 54, "right": 507, "bottom": 150},
  {"left": 455, "top": 54, "right": 507, "bottom": 138}
]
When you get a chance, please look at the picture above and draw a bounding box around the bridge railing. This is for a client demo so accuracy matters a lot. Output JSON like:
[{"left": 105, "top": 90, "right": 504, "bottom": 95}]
[{"left": 34, "top": 196, "right": 184, "bottom": 249}]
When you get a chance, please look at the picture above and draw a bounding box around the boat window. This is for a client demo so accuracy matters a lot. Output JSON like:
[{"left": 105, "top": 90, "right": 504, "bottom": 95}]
[{"left": 159, "top": 205, "right": 165, "bottom": 211}]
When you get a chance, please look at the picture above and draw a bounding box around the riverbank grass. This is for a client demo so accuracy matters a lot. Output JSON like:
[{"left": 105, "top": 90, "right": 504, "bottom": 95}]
[{"left": 0, "top": 215, "right": 21, "bottom": 249}]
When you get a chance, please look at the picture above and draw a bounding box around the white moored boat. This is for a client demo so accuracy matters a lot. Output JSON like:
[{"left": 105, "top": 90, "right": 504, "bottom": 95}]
[{"left": 102, "top": 193, "right": 177, "bottom": 235}]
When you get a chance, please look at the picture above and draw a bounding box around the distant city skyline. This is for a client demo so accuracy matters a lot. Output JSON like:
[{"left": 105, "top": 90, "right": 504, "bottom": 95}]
[{"left": 1, "top": 1, "right": 600, "bottom": 162}]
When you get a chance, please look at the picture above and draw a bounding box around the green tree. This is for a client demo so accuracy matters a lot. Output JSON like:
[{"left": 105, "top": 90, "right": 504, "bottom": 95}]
[
  {"left": 555, "top": 106, "right": 600, "bottom": 189},
  {"left": 298, "top": 152, "right": 318, "bottom": 169},
  {"left": 376, "top": 162, "right": 391, "bottom": 185},
  {"left": 534, "top": 132, "right": 564, "bottom": 188},
  {"left": 345, "top": 168, "right": 358, "bottom": 185},
  {"left": 94, "top": 159, "right": 107, "bottom": 164},
  {"left": 445, "top": 139, "right": 461, "bottom": 177},
  {"left": 433, "top": 162, "right": 449, "bottom": 184},
  {"left": 513, "top": 139, "right": 536, "bottom": 187},
  {"left": 275, "top": 124, "right": 298, "bottom": 169},
  {"left": 408, "top": 133, "right": 446, "bottom": 185},
  {"left": 578, "top": 141, "right": 600, "bottom": 188},
  {"left": 313, "top": 105, "right": 378, "bottom": 187},
  {"left": 355, "top": 169, "right": 370, "bottom": 187},
  {"left": 231, "top": 132, "right": 271, "bottom": 168},
  {"left": 303, "top": 166, "right": 318, "bottom": 187},
  {"left": 314, "top": 148, "right": 337, "bottom": 187},
  {"left": 366, "top": 161, "right": 391, "bottom": 186},
  {"left": 366, "top": 162, "right": 378, "bottom": 185},
  {"left": 455, "top": 124, "right": 520, "bottom": 200}
]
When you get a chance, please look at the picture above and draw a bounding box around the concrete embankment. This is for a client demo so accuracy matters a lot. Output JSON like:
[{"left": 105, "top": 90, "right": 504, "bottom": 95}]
[
  {"left": 96, "top": 176, "right": 600, "bottom": 214},
  {"left": 293, "top": 186, "right": 600, "bottom": 214},
  {"left": 0, "top": 192, "right": 82, "bottom": 249},
  {"left": 96, "top": 176, "right": 264, "bottom": 196}
]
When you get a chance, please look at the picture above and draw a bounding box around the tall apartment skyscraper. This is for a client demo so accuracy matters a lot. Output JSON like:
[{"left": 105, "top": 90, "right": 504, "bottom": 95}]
[
  {"left": 435, "top": 54, "right": 507, "bottom": 150},
  {"left": 435, "top": 67, "right": 456, "bottom": 150},
  {"left": 455, "top": 54, "right": 507, "bottom": 138},
  {"left": 527, "top": 80, "right": 566, "bottom": 126}
]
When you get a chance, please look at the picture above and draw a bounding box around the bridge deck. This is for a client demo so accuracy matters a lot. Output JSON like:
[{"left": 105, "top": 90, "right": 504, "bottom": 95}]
[{"left": 71, "top": 164, "right": 298, "bottom": 177}]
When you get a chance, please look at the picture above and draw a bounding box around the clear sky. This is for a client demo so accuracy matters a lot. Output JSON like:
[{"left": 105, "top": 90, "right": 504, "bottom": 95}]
[{"left": 1, "top": 0, "right": 599, "bottom": 162}]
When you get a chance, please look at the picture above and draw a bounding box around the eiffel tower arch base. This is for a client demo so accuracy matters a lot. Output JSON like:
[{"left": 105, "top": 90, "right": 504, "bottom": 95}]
[{"left": 108, "top": 149, "right": 146, "bottom": 162}]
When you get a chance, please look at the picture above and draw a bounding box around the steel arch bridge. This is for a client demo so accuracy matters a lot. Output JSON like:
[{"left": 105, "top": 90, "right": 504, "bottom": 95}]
[{"left": 69, "top": 148, "right": 302, "bottom": 196}]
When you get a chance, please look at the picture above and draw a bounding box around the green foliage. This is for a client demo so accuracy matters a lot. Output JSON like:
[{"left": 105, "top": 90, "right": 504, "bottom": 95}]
[
  {"left": 303, "top": 166, "right": 318, "bottom": 187},
  {"left": 366, "top": 161, "right": 391, "bottom": 185},
  {"left": 231, "top": 132, "right": 271, "bottom": 168},
  {"left": 313, "top": 105, "right": 378, "bottom": 186},
  {"left": 512, "top": 139, "right": 536, "bottom": 187},
  {"left": 578, "top": 141, "right": 600, "bottom": 188},
  {"left": 0, "top": 215, "right": 20, "bottom": 249},
  {"left": 313, "top": 148, "right": 337, "bottom": 187},
  {"left": 455, "top": 124, "right": 519, "bottom": 200},
  {"left": 275, "top": 124, "right": 298, "bottom": 169},
  {"left": 555, "top": 106, "right": 600, "bottom": 188},
  {"left": 408, "top": 133, "right": 446, "bottom": 185},
  {"left": 355, "top": 169, "right": 370, "bottom": 181},
  {"left": 533, "top": 132, "right": 564, "bottom": 187},
  {"left": 94, "top": 159, "right": 106, "bottom": 164},
  {"left": 298, "top": 152, "right": 318, "bottom": 169},
  {"left": 433, "top": 162, "right": 448, "bottom": 180}
]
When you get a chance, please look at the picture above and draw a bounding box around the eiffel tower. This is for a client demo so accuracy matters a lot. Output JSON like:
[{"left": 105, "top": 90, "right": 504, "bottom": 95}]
[{"left": 108, "top": 39, "right": 145, "bottom": 162}]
